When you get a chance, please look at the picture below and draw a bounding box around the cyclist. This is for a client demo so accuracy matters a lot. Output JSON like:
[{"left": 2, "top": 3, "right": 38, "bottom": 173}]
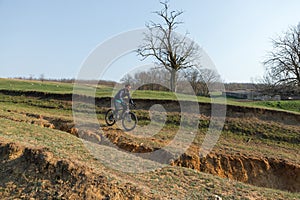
[{"left": 114, "top": 84, "right": 134, "bottom": 119}]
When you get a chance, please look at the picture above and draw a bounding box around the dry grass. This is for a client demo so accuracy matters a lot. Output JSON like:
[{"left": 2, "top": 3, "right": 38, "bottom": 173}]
[{"left": 0, "top": 92, "right": 299, "bottom": 199}]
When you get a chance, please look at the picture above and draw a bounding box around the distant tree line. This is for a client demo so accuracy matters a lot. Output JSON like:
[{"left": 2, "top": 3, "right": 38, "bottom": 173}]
[
  {"left": 120, "top": 67, "right": 223, "bottom": 97},
  {"left": 14, "top": 75, "right": 76, "bottom": 83},
  {"left": 13, "top": 76, "right": 116, "bottom": 87}
]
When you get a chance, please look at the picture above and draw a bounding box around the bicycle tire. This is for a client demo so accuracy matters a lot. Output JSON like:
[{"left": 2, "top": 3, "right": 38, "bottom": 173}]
[
  {"left": 105, "top": 109, "right": 116, "bottom": 126},
  {"left": 122, "top": 112, "right": 138, "bottom": 131}
]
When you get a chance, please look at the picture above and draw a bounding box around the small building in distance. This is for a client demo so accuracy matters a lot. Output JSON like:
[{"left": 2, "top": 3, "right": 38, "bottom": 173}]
[
  {"left": 222, "top": 90, "right": 279, "bottom": 101},
  {"left": 222, "top": 90, "right": 261, "bottom": 100}
]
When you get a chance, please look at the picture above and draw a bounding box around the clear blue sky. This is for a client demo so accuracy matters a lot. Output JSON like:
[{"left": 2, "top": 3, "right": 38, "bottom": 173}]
[{"left": 1, "top": 0, "right": 300, "bottom": 83}]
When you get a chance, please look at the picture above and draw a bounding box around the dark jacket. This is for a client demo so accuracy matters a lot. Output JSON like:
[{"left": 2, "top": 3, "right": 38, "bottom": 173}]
[{"left": 114, "top": 88, "right": 130, "bottom": 102}]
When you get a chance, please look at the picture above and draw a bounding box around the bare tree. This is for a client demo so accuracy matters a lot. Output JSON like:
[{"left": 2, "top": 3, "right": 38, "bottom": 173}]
[
  {"left": 120, "top": 74, "right": 134, "bottom": 85},
  {"left": 132, "top": 68, "right": 170, "bottom": 90},
  {"left": 29, "top": 74, "right": 34, "bottom": 80},
  {"left": 183, "top": 68, "right": 221, "bottom": 96},
  {"left": 263, "top": 23, "right": 300, "bottom": 88},
  {"left": 200, "top": 68, "right": 221, "bottom": 96},
  {"left": 137, "top": 1, "right": 200, "bottom": 92},
  {"left": 39, "top": 74, "right": 45, "bottom": 82}
]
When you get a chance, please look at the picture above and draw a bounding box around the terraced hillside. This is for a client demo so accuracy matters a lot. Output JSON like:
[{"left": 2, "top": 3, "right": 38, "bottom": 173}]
[{"left": 0, "top": 79, "right": 299, "bottom": 199}]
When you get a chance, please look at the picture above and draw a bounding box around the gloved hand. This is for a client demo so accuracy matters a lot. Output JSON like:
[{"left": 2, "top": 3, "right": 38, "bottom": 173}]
[{"left": 129, "top": 99, "right": 136, "bottom": 107}]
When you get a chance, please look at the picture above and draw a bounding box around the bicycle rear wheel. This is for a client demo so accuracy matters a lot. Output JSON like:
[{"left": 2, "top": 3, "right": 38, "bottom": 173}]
[
  {"left": 105, "top": 109, "right": 116, "bottom": 126},
  {"left": 122, "top": 112, "right": 137, "bottom": 131}
]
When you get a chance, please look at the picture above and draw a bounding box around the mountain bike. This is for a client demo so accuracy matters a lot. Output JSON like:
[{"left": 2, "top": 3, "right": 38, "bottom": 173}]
[{"left": 105, "top": 102, "right": 138, "bottom": 131}]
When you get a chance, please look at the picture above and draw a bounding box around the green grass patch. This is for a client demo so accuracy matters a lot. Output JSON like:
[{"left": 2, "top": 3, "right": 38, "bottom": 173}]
[
  {"left": 1, "top": 78, "right": 300, "bottom": 113},
  {"left": 250, "top": 100, "right": 300, "bottom": 113},
  {"left": 0, "top": 78, "right": 75, "bottom": 93}
]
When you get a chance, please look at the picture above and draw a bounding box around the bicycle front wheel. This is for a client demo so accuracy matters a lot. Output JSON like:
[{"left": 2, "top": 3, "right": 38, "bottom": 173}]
[
  {"left": 105, "top": 109, "right": 116, "bottom": 126},
  {"left": 122, "top": 112, "right": 137, "bottom": 131}
]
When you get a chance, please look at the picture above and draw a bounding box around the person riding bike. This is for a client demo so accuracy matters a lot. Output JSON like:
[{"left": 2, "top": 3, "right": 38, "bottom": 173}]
[{"left": 114, "top": 84, "right": 134, "bottom": 119}]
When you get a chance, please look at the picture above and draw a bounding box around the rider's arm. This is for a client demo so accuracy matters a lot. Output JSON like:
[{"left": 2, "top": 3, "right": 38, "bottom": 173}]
[
  {"left": 119, "top": 89, "right": 125, "bottom": 102},
  {"left": 126, "top": 91, "right": 135, "bottom": 105},
  {"left": 127, "top": 92, "right": 131, "bottom": 101}
]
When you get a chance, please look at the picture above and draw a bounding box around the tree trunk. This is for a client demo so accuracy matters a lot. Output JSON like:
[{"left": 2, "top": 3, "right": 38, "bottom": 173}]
[{"left": 170, "top": 69, "right": 176, "bottom": 92}]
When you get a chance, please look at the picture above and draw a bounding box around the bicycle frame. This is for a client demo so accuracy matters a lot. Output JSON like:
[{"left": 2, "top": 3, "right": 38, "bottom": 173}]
[
  {"left": 114, "top": 103, "right": 130, "bottom": 120},
  {"left": 105, "top": 103, "right": 137, "bottom": 131}
]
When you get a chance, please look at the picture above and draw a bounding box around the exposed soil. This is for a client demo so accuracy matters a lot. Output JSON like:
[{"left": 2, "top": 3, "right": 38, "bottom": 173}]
[
  {"left": 173, "top": 150, "right": 300, "bottom": 193},
  {"left": 1, "top": 90, "right": 299, "bottom": 196},
  {"left": 4, "top": 108, "right": 299, "bottom": 193},
  {"left": 98, "top": 126, "right": 300, "bottom": 193},
  {"left": 0, "top": 141, "right": 148, "bottom": 199}
]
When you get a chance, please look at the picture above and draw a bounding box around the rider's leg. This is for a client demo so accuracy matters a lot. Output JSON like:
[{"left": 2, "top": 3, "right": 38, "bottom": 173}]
[
  {"left": 114, "top": 100, "right": 120, "bottom": 119},
  {"left": 120, "top": 103, "right": 127, "bottom": 118}
]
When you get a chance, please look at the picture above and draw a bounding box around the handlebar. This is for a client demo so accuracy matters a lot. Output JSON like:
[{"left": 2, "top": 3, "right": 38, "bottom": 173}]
[{"left": 130, "top": 102, "right": 136, "bottom": 109}]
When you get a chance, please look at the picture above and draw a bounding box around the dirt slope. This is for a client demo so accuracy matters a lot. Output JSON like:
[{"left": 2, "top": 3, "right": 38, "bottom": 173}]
[
  {"left": 1, "top": 100, "right": 299, "bottom": 194},
  {"left": 0, "top": 141, "right": 147, "bottom": 200},
  {"left": 0, "top": 91, "right": 299, "bottom": 199},
  {"left": 174, "top": 151, "right": 300, "bottom": 192}
]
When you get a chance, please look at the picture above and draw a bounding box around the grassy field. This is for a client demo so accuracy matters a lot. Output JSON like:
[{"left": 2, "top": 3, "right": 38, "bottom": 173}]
[
  {"left": 0, "top": 91, "right": 299, "bottom": 199},
  {"left": 0, "top": 87, "right": 299, "bottom": 163},
  {"left": 1, "top": 78, "right": 299, "bottom": 113},
  {"left": 249, "top": 100, "right": 300, "bottom": 113},
  {"left": 0, "top": 78, "right": 75, "bottom": 93}
]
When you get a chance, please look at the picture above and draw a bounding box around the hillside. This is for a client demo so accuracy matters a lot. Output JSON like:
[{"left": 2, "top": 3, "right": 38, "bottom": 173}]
[
  {"left": 1, "top": 78, "right": 300, "bottom": 113},
  {"left": 0, "top": 78, "right": 299, "bottom": 199}
]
